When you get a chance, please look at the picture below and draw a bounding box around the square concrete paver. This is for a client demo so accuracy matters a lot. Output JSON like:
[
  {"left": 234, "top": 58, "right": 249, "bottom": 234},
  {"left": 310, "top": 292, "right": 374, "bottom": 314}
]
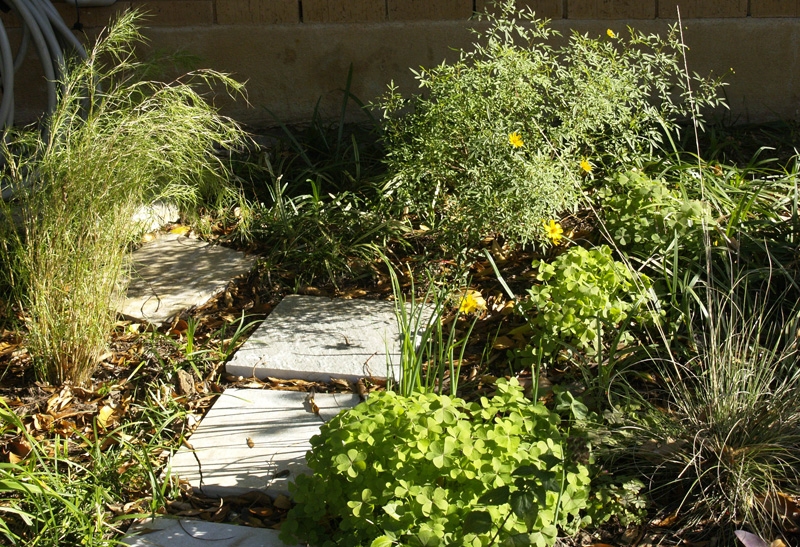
[
  {"left": 119, "top": 233, "right": 256, "bottom": 324},
  {"left": 122, "top": 518, "right": 288, "bottom": 547},
  {"left": 169, "top": 388, "right": 361, "bottom": 497},
  {"left": 226, "top": 295, "right": 429, "bottom": 382}
]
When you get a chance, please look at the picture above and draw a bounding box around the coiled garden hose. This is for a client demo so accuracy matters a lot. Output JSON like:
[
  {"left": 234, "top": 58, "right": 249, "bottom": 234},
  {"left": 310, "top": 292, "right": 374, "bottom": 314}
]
[{"left": 0, "top": 0, "right": 89, "bottom": 129}]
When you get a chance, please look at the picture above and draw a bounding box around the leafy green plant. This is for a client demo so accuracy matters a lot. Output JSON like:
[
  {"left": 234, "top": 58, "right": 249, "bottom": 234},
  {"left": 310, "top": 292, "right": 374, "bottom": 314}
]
[
  {"left": 598, "top": 170, "right": 710, "bottom": 258},
  {"left": 281, "top": 378, "right": 640, "bottom": 547},
  {"left": 250, "top": 177, "right": 405, "bottom": 286},
  {"left": 261, "top": 63, "right": 384, "bottom": 199},
  {"left": 243, "top": 65, "right": 404, "bottom": 286},
  {"left": 0, "top": 11, "right": 249, "bottom": 385},
  {"left": 517, "top": 245, "right": 661, "bottom": 365},
  {"left": 378, "top": 0, "right": 723, "bottom": 251}
]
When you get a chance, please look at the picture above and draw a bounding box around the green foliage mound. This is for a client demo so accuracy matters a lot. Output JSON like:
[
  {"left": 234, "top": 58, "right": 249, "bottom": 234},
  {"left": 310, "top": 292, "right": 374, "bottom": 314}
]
[
  {"left": 281, "top": 379, "right": 638, "bottom": 547},
  {"left": 378, "top": 0, "right": 722, "bottom": 250},
  {"left": 598, "top": 170, "right": 710, "bottom": 258},
  {"left": 518, "top": 245, "right": 661, "bottom": 361}
]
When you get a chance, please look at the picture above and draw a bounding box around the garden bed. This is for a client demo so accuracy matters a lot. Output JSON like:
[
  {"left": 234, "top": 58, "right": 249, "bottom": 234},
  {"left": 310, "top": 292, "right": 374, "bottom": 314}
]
[{"left": 2, "top": 2, "right": 800, "bottom": 546}]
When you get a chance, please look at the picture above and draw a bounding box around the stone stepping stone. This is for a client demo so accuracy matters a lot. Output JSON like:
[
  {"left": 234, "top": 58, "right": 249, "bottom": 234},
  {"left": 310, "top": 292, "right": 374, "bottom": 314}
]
[
  {"left": 119, "top": 233, "right": 255, "bottom": 325},
  {"left": 169, "top": 388, "right": 361, "bottom": 497},
  {"left": 122, "top": 518, "right": 288, "bottom": 547},
  {"left": 226, "top": 295, "right": 427, "bottom": 382},
  {"left": 131, "top": 201, "right": 180, "bottom": 234}
]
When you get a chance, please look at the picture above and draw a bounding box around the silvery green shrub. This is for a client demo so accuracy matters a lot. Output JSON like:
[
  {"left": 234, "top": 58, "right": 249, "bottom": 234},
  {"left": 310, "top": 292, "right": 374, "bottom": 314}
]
[{"left": 378, "top": 0, "right": 724, "bottom": 250}]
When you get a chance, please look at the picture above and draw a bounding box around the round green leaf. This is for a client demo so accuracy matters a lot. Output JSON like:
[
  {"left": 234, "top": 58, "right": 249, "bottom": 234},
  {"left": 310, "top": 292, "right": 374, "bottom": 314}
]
[
  {"left": 371, "top": 535, "right": 394, "bottom": 547},
  {"left": 463, "top": 510, "right": 493, "bottom": 534}
]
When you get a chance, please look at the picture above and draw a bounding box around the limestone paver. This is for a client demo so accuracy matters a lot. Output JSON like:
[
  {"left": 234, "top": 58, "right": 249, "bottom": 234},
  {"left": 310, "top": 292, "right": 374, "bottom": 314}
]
[
  {"left": 119, "top": 233, "right": 255, "bottom": 324},
  {"left": 226, "top": 295, "right": 428, "bottom": 382},
  {"left": 132, "top": 201, "right": 180, "bottom": 233},
  {"left": 169, "top": 388, "right": 361, "bottom": 497},
  {"left": 122, "top": 518, "right": 288, "bottom": 547}
]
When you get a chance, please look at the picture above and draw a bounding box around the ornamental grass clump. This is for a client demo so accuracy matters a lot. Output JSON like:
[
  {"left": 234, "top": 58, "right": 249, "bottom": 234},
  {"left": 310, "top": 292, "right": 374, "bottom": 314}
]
[
  {"left": 378, "top": 0, "right": 723, "bottom": 251},
  {"left": 0, "top": 11, "right": 249, "bottom": 386},
  {"left": 618, "top": 288, "right": 800, "bottom": 539}
]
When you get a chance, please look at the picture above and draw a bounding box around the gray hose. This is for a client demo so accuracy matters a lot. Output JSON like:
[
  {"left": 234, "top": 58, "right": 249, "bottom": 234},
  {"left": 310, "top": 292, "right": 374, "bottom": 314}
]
[
  {"left": 0, "top": 22, "right": 14, "bottom": 127},
  {"left": 12, "top": 24, "right": 29, "bottom": 72},
  {"left": 0, "top": 0, "right": 89, "bottom": 126},
  {"left": 0, "top": 0, "right": 90, "bottom": 200}
]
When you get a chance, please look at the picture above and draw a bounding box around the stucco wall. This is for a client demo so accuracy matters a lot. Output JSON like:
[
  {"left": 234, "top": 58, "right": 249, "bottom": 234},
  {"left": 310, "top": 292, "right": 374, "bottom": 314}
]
[{"left": 5, "top": 0, "right": 800, "bottom": 126}]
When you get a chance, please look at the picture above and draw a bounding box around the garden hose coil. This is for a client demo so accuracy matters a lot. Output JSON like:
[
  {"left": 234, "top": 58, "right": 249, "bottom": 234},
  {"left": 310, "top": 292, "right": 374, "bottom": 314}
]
[{"left": 0, "top": 0, "right": 90, "bottom": 130}]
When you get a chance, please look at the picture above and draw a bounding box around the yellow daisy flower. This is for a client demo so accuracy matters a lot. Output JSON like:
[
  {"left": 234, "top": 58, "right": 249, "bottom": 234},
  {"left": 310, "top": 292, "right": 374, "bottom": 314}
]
[
  {"left": 607, "top": 29, "right": 615, "bottom": 38},
  {"left": 508, "top": 132, "right": 524, "bottom": 148},
  {"left": 458, "top": 290, "right": 486, "bottom": 314},
  {"left": 543, "top": 219, "right": 564, "bottom": 245},
  {"left": 580, "top": 159, "right": 593, "bottom": 173}
]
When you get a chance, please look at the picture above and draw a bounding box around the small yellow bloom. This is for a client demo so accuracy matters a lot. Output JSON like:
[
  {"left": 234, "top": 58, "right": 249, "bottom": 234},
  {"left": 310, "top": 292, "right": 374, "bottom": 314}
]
[
  {"left": 543, "top": 219, "right": 564, "bottom": 245},
  {"left": 580, "top": 159, "right": 593, "bottom": 173},
  {"left": 508, "top": 132, "right": 524, "bottom": 148},
  {"left": 458, "top": 290, "right": 486, "bottom": 314},
  {"left": 607, "top": 29, "right": 615, "bottom": 38}
]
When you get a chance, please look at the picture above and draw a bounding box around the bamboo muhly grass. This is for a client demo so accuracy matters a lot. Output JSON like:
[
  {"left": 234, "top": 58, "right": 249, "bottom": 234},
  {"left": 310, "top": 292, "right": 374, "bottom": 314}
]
[{"left": 0, "top": 11, "right": 250, "bottom": 385}]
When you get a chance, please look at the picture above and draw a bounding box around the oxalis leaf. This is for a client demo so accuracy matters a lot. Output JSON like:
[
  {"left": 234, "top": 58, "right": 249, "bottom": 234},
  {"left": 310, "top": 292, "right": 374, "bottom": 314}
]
[
  {"left": 463, "top": 510, "right": 493, "bottom": 534},
  {"left": 501, "top": 533, "right": 534, "bottom": 546},
  {"left": 281, "top": 378, "right": 641, "bottom": 547},
  {"left": 371, "top": 536, "right": 394, "bottom": 547},
  {"left": 510, "top": 491, "right": 537, "bottom": 520},
  {"left": 478, "top": 485, "right": 510, "bottom": 505}
]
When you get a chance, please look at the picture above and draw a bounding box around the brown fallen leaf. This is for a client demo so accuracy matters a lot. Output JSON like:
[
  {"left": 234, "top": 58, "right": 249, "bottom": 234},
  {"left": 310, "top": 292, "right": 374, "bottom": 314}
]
[
  {"left": 492, "top": 336, "right": 515, "bottom": 350},
  {"left": 97, "top": 405, "right": 116, "bottom": 429},
  {"left": 298, "top": 286, "right": 327, "bottom": 297},
  {"left": 356, "top": 379, "right": 368, "bottom": 401},
  {"left": 46, "top": 387, "right": 74, "bottom": 415},
  {"left": 8, "top": 440, "right": 31, "bottom": 464},
  {"left": 499, "top": 300, "right": 516, "bottom": 316},
  {"left": 248, "top": 506, "right": 274, "bottom": 518},
  {"left": 226, "top": 490, "right": 273, "bottom": 506},
  {"left": 652, "top": 510, "right": 680, "bottom": 527},
  {"left": 32, "top": 413, "right": 53, "bottom": 432},
  {"left": 338, "top": 288, "right": 367, "bottom": 299},
  {"left": 0, "top": 340, "right": 19, "bottom": 358},
  {"left": 273, "top": 494, "right": 292, "bottom": 510},
  {"left": 97, "top": 401, "right": 127, "bottom": 430},
  {"left": 330, "top": 378, "right": 352, "bottom": 391},
  {"left": 306, "top": 390, "right": 320, "bottom": 417},
  {"left": 176, "top": 369, "right": 196, "bottom": 396},
  {"left": 210, "top": 505, "right": 231, "bottom": 522},
  {"left": 170, "top": 319, "right": 189, "bottom": 336}
]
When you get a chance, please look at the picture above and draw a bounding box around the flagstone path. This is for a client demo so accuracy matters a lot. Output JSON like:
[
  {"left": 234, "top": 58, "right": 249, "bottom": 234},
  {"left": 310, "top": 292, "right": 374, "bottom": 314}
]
[
  {"left": 226, "top": 294, "right": 413, "bottom": 382},
  {"left": 122, "top": 257, "right": 422, "bottom": 547},
  {"left": 119, "top": 233, "right": 256, "bottom": 325}
]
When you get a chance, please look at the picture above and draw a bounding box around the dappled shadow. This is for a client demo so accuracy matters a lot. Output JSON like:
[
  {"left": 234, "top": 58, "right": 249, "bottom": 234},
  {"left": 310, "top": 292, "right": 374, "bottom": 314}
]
[{"left": 119, "top": 234, "right": 255, "bottom": 324}]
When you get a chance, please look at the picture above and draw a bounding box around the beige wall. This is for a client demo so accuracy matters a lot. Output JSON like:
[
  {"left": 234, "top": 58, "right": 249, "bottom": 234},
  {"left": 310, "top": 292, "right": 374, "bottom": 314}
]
[{"left": 6, "top": 0, "right": 800, "bottom": 126}]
